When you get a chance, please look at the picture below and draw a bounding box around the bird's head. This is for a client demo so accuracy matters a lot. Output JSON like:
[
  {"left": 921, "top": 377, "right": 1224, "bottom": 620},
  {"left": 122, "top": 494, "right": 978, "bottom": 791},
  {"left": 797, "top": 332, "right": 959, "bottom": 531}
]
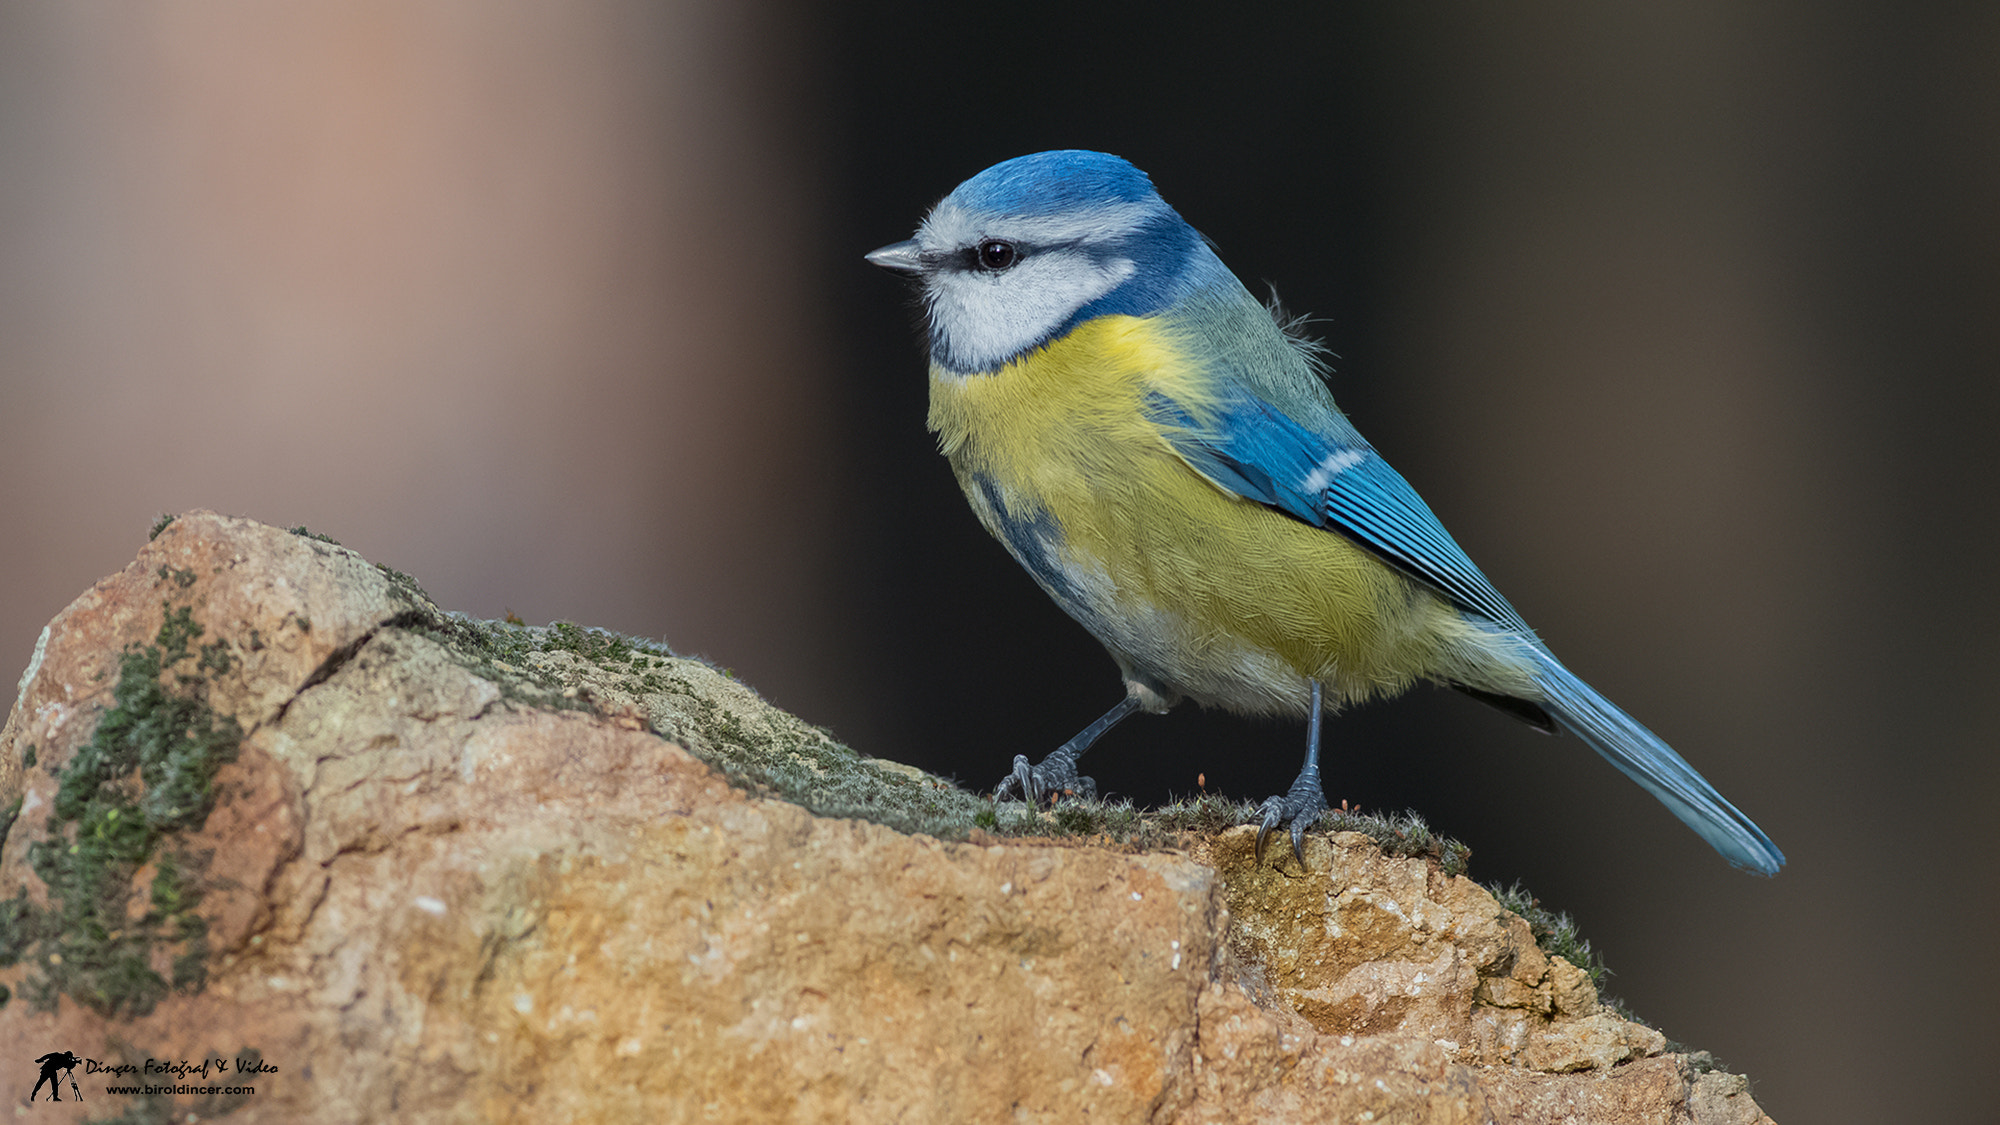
[{"left": 868, "top": 150, "right": 1215, "bottom": 374}]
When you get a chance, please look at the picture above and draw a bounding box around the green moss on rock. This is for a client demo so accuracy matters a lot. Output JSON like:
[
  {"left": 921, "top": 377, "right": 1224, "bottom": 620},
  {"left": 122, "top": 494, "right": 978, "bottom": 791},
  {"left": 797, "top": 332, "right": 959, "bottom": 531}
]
[{"left": 15, "top": 603, "right": 240, "bottom": 1017}]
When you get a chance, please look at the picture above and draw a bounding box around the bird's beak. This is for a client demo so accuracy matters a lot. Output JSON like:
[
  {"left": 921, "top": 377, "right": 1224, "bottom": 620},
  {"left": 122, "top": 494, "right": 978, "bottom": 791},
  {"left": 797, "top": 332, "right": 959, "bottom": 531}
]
[{"left": 865, "top": 240, "right": 923, "bottom": 273}]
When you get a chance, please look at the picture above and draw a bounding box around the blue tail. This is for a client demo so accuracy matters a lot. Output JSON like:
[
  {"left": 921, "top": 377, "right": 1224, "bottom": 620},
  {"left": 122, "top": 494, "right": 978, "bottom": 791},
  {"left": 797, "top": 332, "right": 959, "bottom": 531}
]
[{"left": 1528, "top": 648, "right": 1785, "bottom": 875}]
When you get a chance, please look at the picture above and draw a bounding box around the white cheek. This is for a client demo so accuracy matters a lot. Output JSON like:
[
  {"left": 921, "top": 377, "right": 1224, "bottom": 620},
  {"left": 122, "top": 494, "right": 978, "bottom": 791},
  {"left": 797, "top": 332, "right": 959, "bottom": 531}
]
[{"left": 927, "top": 254, "right": 1134, "bottom": 372}]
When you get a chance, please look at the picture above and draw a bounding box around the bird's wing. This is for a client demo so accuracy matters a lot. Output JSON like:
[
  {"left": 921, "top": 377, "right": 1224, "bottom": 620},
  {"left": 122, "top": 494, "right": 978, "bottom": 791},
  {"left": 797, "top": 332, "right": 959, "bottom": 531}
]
[{"left": 1147, "top": 388, "right": 1531, "bottom": 634}]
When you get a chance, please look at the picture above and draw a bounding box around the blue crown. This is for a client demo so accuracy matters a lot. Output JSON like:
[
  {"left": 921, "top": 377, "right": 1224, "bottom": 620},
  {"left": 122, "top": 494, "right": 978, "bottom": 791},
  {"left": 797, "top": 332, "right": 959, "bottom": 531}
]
[{"left": 952, "top": 150, "right": 1158, "bottom": 217}]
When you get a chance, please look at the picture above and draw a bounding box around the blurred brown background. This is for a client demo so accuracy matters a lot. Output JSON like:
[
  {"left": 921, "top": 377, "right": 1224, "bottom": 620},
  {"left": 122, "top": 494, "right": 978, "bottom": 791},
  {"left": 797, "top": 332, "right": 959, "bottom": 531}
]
[{"left": 2, "top": 4, "right": 1994, "bottom": 1121}]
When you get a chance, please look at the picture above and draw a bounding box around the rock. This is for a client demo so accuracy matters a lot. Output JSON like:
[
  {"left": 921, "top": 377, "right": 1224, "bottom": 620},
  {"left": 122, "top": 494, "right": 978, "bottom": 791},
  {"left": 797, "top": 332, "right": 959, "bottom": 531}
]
[{"left": 0, "top": 511, "right": 1775, "bottom": 1122}]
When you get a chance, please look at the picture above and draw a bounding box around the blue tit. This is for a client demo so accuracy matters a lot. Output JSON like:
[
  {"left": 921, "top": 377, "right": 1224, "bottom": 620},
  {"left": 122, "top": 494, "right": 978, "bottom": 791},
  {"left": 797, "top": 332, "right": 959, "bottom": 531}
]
[{"left": 866, "top": 150, "right": 1783, "bottom": 875}]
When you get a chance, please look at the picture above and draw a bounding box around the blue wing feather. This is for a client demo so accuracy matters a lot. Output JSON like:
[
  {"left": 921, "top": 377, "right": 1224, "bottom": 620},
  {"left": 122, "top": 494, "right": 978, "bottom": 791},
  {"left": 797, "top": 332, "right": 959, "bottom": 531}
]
[{"left": 1147, "top": 389, "right": 1531, "bottom": 634}]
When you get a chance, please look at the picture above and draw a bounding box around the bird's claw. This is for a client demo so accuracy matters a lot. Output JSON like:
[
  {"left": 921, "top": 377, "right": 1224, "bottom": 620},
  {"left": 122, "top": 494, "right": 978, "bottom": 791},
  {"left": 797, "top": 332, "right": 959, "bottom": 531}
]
[
  {"left": 1253, "top": 773, "right": 1328, "bottom": 867},
  {"left": 994, "top": 751, "right": 1096, "bottom": 806}
]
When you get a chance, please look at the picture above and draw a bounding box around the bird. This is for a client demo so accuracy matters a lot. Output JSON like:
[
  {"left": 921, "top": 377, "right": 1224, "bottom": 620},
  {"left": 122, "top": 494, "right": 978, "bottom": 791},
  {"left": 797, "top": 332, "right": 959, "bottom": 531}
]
[{"left": 865, "top": 150, "right": 1783, "bottom": 875}]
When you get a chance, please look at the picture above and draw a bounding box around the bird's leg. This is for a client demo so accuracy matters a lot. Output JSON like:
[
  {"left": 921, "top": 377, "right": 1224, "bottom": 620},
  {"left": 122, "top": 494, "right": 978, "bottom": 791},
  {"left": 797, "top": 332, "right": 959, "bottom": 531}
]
[
  {"left": 1256, "top": 679, "right": 1330, "bottom": 866},
  {"left": 995, "top": 694, "right": 1143, "bottom": 805}
]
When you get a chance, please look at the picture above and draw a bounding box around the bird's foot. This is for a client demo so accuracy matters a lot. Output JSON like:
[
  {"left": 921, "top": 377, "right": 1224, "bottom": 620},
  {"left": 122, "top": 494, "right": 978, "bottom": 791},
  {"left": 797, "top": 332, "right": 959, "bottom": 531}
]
[
  {"left": 994, "top": 748, "right": 1097, "bottom": 806},
  {"left": 1254, "top": 766, "right": 1328, "bottom": 867}
]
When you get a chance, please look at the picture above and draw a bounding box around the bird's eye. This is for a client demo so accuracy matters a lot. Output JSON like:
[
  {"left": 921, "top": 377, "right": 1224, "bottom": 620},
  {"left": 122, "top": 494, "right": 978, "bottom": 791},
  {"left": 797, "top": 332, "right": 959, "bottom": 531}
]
[{"left": 975, "top": 240, "right": 1019, "bottom": 271}]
